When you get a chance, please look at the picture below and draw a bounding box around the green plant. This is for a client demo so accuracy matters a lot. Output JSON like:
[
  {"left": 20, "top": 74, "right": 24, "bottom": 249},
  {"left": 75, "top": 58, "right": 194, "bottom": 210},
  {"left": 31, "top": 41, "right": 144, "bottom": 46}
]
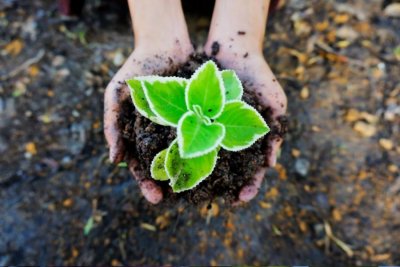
[{"left": 126, "top": 60, "right": 270, "bottom": 192}]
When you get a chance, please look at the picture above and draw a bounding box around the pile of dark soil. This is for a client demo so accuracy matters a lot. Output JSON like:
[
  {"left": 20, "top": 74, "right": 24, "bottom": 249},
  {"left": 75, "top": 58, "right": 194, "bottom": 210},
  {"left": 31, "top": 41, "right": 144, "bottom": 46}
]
[{"left": 118, "top": 54, "right": 286, "bottom": 204}]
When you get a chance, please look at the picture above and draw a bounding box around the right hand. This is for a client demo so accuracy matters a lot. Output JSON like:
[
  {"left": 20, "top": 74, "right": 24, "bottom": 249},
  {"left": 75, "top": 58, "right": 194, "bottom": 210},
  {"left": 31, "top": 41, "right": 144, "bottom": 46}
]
[{"left": 104, "top": 44, "right": 193, "bottom": 204}]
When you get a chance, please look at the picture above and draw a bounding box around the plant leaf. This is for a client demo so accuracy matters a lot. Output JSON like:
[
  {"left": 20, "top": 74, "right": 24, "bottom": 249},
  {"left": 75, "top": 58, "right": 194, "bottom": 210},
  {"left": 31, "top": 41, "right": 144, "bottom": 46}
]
[
  {"left": 142, "top": 77, "right": 188, "bottom": 126},
  {"left": 216, "top": 100, "right": 270, "bottom": 151},
  {"left": 126, "top": 78, "right": 168, "bottom": 125},
  {"left": 178, "top": 111, "right": 225, "bottom": 158},
  {"left": 84, "top": 216, "right": 94, "bottom": 236},
  {"left": 221, "top": 70, "right": 243, "bottom": 101},
  {"left": 186, "top": 60, "right": 225, "bottom": 119},
  {"left": 165, "top": 140, "right": 218, "bottom": 193},
  {"left": 150, "top": 149, "right": 169, "bottom": 181}
]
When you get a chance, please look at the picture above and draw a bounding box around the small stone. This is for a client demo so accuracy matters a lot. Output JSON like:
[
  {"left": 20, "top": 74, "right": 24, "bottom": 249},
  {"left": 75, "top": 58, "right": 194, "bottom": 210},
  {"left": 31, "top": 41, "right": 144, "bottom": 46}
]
[
  {"left": 72, "top": 110, "right": 80, "bottom": 117},
  {"left": 56, "top": 68, "right": 70, "bottom": 81},
  {"left": 113, "top": 50, "right": 125, "bottom": 66},
  {"left": 336, "top": 26, "right": 359, "bottom": 42},
  {"left": 384, "top": 3, "right": 400, "bottom": 17},
  {"left": 61, "top": 156, "right": 72, "bottom": 166},
  {"left": 379, "top": 138, "right": 393, "bottom": 150},
  {"left": 353, "top": 121, "right": 376, "bottom": 137},
  {"left": 300, "top": 87, "right": 309, "bottom": 99},
  {"left": 295, "top": 158, "right": 310, "bottom": 177},
  {"left": 388, "top": 164, "right": 398, "bottom": 173},
  {"left": 52, "top": 55, "right": 65, "bottom": 67},
  {"left": 313, "top": 223, "right": 325, "bottom": 239}
]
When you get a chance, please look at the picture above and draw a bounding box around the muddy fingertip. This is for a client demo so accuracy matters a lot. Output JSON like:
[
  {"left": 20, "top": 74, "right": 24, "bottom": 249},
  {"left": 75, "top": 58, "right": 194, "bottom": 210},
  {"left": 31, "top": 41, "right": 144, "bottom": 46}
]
[{"left": 139, "top": 179, "right": 163, "bottom": 204}]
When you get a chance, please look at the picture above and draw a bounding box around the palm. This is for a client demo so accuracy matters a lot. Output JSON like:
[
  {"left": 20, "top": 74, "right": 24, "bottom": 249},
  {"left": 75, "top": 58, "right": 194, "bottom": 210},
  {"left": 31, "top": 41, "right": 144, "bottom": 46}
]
[{"left": 211, "top": 52, "right": 287, "bottom": 202}]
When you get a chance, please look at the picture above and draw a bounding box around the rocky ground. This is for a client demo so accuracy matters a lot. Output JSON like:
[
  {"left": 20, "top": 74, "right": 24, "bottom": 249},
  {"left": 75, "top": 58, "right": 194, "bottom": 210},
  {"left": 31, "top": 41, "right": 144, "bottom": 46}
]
[{"left": 0, "top": 0, "right": 399, "bottom": 265}]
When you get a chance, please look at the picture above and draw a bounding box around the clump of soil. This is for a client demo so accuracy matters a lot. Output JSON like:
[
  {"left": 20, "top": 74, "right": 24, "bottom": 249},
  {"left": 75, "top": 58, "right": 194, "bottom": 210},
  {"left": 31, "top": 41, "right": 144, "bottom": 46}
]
[{"left": 118, "top": 54, "right": 286, "bottom": 204}]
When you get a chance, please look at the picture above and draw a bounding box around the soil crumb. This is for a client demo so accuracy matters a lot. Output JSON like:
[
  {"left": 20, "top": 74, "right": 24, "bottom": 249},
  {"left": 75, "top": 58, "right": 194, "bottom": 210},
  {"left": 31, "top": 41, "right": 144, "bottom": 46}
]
[
  {"left": 211, "top": 41, "right": 220, "bottom": 57},
  {"left": 118, "top": 54, "right": 281, "bottom": 204}
]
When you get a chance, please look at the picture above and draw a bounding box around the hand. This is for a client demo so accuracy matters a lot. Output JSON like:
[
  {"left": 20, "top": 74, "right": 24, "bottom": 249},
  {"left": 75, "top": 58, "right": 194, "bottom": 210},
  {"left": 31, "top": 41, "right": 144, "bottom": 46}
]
[
  {"left": 104, "top": 45, "right": 193, "bottom": 204},
  {"left": 104, "top": 0, "right": 192, "bottom": 204},
  {"left": 205, "top": 0, "right": 287, "bottom": 203},
  {"left": 205, "top": 47, "right": 287, "bottom": 203}
]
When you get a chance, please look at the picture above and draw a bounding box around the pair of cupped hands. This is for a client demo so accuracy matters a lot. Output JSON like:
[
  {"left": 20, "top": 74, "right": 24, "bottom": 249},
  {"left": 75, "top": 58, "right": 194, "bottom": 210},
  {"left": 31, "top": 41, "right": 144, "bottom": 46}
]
[{"left": 104, "top": 0, "right": 287, "bottom": 204}]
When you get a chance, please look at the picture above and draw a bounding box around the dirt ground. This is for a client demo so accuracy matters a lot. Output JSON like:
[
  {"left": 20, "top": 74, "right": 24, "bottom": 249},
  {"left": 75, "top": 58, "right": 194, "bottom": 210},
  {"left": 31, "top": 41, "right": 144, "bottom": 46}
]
[{"left": 0, "top": 0, "right": 399, "bottom": 265}]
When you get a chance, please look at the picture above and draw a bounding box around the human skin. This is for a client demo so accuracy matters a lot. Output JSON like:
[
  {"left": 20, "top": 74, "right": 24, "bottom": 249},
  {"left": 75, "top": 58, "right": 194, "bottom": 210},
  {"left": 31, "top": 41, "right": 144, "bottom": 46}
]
[
  {"left": 104, "top": 0, "right": 287, "bottom": 204},
  {"left": 104, "top": 0, "right": 193, "bottom": 204},
  {"left": 205, "top": 0, "right": 287, "bottom": 202}
]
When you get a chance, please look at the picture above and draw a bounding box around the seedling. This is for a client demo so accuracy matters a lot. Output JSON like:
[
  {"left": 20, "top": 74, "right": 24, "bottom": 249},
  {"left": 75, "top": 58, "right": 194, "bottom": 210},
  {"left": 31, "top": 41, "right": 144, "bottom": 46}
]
[{"left": 126, "top": 60, "right": 270, "bottom": 193}]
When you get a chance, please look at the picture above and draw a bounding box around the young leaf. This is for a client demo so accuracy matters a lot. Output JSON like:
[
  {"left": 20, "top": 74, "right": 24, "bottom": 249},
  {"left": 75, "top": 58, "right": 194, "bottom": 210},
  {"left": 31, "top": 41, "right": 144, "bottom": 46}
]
[
  {"left": 165, "top": 140, "right": 218, "bottom": 193},
  {"left": 216, "top": 100, "right": 270, "bottom": 151},
  {"left": 178, "top": 111, "right": 225, "bottom": 158},
  {"left": 186, "top": 60, "right": 225, "bottom": 119},
  {"left": 221, "top": 70, "right": 243, "bottom": 101},
  {"left": 142, "top": 77, "right": 188, "bottom": 126},
  {"left": 150, "top": 149, "right": 169, "bottom": 181},
  {"left": 126, "top": 78, "right": 168, "bottom": 125}
]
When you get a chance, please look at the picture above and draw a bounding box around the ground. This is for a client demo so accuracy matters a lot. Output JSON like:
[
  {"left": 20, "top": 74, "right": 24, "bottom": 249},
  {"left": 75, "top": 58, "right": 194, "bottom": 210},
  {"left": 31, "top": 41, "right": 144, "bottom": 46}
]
[{"left": 0, "top": 0, "right": 399, "bottom": 265}]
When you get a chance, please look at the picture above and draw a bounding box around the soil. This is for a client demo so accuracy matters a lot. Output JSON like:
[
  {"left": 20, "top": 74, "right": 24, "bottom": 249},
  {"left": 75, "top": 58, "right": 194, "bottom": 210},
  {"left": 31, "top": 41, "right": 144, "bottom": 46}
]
[
  {"left": 117, "top": 54, "right": 277, "bottom": 204},
  {"left": 1, "top": 0, "right": 400, "bottom": 266}
]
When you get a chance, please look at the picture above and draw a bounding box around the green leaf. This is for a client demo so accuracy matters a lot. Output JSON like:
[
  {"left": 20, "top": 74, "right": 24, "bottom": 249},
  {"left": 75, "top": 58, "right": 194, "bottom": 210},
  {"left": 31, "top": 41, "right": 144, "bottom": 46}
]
[
  {"left": 165, "top": 140, "right": 218, "bottom": 193},
  {"left": 216, "top": 100, "right": 269, "bottom": 151},
  {"left": 117, "top": 162, "right": 128, "bottom": 168},
  {"left": 142, "top": 77, "right": 188, "bottom": 126},
  {"left": 84, "top": 216, "right": 94, "bottom": 236},
  {"left": 186, "top": 60, "right": 225, "bottom": 119},
  {"left": 221, "top": 70, "right": 243, "bottom": 101},
  {"left": 150, "top": 149, "right": 169, "bottom": 181},
  {"left": 126, "top": 78, "right": 168, "bottom": 125},
  {"left": 178, "top": 111, "right": 225, "bottom": 158}
]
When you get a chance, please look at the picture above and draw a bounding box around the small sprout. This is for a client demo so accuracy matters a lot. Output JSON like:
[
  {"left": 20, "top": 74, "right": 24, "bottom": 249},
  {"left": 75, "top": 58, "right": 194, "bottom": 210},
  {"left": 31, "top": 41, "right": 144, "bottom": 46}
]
[{"left": 127, "top": 60, "right": 270, "bottom": 193}]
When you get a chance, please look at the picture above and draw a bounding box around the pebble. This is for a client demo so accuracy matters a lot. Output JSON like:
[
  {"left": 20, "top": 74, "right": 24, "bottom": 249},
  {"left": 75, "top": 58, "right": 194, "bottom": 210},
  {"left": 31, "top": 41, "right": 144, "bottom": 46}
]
[
  {"left": 52, "top": 55, "right": 65, "bottom": 67},
  {"left": 113, "top": 50, "right": 125, "bottom": 67},
  {"left": 313, "top": 223, "right": 325, "bottom": 239},
  {"left": 384, "top": 104, "right": 400, "bottom": 121},
  {"left": 55, "top": 68, "right": 71, "bottom": 82},
  {"left": 295, "top": 158, "right": 310, "bottom": 177},
  {"left": 379, "top": 138, "right": 393, "bottom": 151},
  {"left": 384, "top": 3, "right": 400, "bottom": 17},
  {"left": 336, "top": 26, "right": 360, "bottom": 42},
  {"left": 353, "top": 121, "right": 376, "bottom": 137},
  {"left": 300, "top": 87, "right": 310, "bottom": 99}
]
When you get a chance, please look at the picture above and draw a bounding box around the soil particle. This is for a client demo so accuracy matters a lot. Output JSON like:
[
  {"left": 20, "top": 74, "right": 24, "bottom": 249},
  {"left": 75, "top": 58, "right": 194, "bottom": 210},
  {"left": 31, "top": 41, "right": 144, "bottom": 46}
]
[
  {"left": 118, "top": 54, "right": 276, "bottom": 204},
  {"left": 211, "top": 41, "right": 220, "bottom": 57}
]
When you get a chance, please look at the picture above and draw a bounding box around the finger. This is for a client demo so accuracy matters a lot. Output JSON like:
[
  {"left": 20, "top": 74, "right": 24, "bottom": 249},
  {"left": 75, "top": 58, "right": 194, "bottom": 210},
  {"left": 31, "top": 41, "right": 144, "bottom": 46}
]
[
  {"left": 238, "top": 167, "right": 267, "bottom": 202},
  {"left": 104, "top": 78, "right": 130, "bottom": 163},
  {"left": 266, "top": 136, "right": 283, "bottom": 167},
  {"left": 129, "top": 160, "right": 163, "bottom": 204}
]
